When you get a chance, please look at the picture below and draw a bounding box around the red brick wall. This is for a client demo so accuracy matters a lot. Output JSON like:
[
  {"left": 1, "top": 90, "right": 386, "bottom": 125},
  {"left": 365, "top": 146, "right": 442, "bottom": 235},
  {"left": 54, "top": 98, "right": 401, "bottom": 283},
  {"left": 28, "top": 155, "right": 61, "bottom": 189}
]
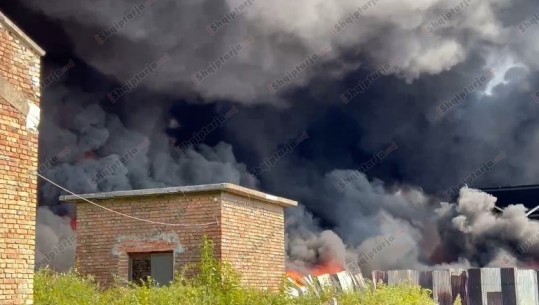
[
  {"left": 74, "top": 190, "right": 286, "bottom": 291},
  {"left": 221, "top": 193, "right": 285, "bottom": 291},
  {"left": 0, "top": 18, "right": 42, "bottom": 305},
  {"left": 75, "top": 193, "right": 222, "bottom": 286}
]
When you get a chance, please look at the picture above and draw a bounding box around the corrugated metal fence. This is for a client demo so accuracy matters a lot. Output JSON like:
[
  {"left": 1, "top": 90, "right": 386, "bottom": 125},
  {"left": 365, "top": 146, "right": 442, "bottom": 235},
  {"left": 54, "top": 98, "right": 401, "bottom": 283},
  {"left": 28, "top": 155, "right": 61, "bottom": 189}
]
[{"left": 373, "top": 268, "right": 539, "bottom": 305}]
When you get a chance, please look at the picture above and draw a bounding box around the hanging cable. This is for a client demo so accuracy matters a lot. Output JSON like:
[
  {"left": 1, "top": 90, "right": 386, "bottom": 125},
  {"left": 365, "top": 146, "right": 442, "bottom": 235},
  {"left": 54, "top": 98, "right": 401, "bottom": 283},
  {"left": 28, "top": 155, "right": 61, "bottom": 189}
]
[{"left": 37, "top": 172, "right": 217, "bottom": 227}]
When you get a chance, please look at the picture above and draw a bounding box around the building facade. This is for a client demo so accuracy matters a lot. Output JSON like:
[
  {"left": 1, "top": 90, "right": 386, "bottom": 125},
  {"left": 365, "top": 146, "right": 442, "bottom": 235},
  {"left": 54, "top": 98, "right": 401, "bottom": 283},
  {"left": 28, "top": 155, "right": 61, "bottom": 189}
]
[
  {"left": 0, "top": 10, "right": 44, "bottom": 305},
  {"left": 60, "top": 183, "right": 297, "bottom": 291}
]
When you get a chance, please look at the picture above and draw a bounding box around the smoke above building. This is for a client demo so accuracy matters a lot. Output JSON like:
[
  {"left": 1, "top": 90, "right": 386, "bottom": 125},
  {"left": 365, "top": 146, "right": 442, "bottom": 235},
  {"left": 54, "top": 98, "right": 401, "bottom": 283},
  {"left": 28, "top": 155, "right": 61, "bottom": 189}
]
[{"left": 6, "top": 0, "right": 539, "bottom": 273}]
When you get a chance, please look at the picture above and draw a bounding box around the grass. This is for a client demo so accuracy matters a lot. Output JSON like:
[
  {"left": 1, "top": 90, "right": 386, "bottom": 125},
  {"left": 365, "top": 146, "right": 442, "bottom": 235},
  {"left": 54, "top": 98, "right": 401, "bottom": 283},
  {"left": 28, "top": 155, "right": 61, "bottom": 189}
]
[{"left": 34, "top": 237, "right": 437, "bottom": 305}]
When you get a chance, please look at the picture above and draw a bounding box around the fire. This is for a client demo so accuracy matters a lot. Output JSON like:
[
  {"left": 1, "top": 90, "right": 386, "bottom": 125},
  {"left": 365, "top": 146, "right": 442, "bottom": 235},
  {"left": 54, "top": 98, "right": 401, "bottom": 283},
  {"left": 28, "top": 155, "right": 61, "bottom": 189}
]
[
  {"left": 286, "top": 261, "right": 345, "bottom": 285},
  {"left": 311, "top": 261, "right": 344, "bottom": 276},
  {"left": 286, "top": 270, "right": 306, "bottom": 286}
]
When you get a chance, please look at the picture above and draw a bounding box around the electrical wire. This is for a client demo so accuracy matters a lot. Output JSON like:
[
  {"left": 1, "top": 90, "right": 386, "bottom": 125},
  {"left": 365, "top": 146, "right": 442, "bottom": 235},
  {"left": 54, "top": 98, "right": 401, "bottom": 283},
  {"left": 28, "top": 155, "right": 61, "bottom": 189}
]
[{"left": 37, "top": 172, "right": 217, "bottom": 227}]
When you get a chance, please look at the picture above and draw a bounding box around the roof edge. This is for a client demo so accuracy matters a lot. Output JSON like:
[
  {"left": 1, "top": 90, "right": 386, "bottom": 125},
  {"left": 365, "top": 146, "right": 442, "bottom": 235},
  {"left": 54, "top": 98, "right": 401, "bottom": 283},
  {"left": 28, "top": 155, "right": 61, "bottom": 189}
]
[
  {"left": 482, "top": 184, "right": 539, "bottom": 192},
  {"left": 59, "top": 183, "right": 298, "bottom": 208},
  {"left": 0, "top": 11, "right": 45, "bottom": 56}
]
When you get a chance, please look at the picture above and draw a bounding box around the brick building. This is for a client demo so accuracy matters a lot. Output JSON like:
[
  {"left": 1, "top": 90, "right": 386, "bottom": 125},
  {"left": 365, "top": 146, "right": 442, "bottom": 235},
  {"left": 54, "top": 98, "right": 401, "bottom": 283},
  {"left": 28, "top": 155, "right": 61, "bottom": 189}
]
[
  {"left": 0, "top": 10, "right": 44, "bottom": 305},
  {"left": 60, "top": 183, "right": 297, "bottom": 291}
]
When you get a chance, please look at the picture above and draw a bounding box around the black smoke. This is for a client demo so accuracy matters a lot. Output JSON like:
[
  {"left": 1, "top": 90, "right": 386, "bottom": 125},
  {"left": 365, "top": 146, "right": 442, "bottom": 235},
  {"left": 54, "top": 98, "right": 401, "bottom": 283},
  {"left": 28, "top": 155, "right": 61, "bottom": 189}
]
[{"left": 1, "top": 0, "right": 539, "bottom": 273}]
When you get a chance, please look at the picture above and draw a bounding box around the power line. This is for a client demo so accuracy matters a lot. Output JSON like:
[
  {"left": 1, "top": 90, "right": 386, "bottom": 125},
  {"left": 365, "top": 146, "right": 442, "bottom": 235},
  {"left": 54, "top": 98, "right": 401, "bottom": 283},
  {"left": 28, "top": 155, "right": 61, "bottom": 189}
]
[{"left": 37, "top": 172, "right": 217, "bottom": 227}]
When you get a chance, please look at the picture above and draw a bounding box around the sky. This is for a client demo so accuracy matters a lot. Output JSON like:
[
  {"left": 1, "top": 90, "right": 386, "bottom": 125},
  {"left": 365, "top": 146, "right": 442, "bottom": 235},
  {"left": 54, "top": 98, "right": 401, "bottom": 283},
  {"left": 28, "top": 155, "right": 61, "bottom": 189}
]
[{"left": 2, "top": 0, "right": 539, "bottom": 272}]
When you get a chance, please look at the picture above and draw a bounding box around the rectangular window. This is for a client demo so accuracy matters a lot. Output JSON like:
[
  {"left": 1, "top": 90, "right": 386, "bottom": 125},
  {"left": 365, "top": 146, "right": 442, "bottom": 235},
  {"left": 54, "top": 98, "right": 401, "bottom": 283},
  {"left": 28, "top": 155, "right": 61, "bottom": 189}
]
[{"left": 128, "top": 251, "right": 174, "bottom": 286}]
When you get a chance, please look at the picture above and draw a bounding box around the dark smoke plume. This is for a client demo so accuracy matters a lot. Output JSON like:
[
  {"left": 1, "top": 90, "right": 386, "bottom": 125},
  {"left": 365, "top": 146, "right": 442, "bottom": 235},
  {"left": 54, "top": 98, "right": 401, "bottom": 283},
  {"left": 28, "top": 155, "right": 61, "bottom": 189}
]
[
  {"left": 35, "top": 85, "right": 255, "bottom": 271},
  {"left": 19, "top": 0, "right": 539, "bottom": 104},
  {"left": 8, "top": 0, "right": 539, "bottom": 273},
  {"left": 286, "top": 178, "right": 539, "bottom": 275}
]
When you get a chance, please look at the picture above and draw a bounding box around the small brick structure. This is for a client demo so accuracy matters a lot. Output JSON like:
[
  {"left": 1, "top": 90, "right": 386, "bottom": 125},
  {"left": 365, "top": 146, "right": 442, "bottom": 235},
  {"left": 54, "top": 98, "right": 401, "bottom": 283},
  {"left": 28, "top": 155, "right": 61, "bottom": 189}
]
[
  {"left": 0, "top": 10, "right": 44, "bottom": 305},
  {"left": 60, "top": 183, "right": 297, "bottom": 291}
]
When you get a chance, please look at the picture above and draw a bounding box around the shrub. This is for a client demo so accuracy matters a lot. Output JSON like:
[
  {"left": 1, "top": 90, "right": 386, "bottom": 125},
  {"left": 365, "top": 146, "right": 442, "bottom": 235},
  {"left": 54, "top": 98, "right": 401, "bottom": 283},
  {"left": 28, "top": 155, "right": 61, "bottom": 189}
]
[
  {"left": 34, "top": 236, "right": 436, "bottom": 305},
  {"left": 34, "top": 269, "right": 99, "bottom": 305}
]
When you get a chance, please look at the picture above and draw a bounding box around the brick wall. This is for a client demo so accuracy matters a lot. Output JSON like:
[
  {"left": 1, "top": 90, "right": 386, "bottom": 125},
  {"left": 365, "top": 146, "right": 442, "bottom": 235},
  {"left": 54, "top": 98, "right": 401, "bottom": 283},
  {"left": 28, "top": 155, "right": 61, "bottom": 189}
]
[
  {"left": 221, "top": 193, "right": 285, "bottom": 290},
  {"left": 67, "top": 185, "right": 295, "bottom": 291},
  {"left": 75, "top": 193, "right": 222, "bottom": 286},
  {"left": 0, "top": 12, "right": 44, "bottom": 305}
]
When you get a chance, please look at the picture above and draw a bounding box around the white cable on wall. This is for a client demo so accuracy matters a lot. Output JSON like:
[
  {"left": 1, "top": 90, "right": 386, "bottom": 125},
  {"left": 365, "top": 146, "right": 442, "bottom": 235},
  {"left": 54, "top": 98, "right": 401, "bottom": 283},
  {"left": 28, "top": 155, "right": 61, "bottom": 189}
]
[{"left": 37, "top": 172, "right": 217, "bottom": 227}]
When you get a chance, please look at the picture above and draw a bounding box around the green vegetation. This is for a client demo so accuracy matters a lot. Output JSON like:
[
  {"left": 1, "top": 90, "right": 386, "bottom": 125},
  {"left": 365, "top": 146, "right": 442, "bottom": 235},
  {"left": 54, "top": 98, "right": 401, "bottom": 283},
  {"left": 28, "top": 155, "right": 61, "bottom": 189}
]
[{"left": 34, "top": 237, "right": 436, "bottom": 305}]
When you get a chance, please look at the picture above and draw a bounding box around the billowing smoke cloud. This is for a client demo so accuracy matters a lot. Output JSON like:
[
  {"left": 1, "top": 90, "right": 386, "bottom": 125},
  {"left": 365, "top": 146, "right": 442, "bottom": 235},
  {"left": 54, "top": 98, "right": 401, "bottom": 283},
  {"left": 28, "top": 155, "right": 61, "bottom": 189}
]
[
  {"left": 35, "top": 85, "right": 255, "bottom": 271},
  {"left": 35, "top": 207, "right": 76, "bottom": 271},
  {"left": 19, "top": 0, "right": 539, "bottom": 104},
  {"left": 284, "top": 169, "right": 432, "bottom": 274},
  {"left": 286, "top": 206, "right": 348, "bottom": 274},
  {"left": 286, "top": 170, "right": 539, "bottom": 276},
  {"left": 434, "top": 187, "right": 539, "bottom": 266},
  {"left": 8, "top": 0, "right": 539, "bottom": 274}
]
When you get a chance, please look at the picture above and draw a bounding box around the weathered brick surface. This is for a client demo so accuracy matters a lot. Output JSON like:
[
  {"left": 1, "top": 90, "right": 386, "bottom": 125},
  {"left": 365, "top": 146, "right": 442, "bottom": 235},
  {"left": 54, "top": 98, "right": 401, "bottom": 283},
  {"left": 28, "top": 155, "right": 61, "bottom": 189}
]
[
  {"left": 221, "top": 193, "right": 284, "bottom": 290},
  {"left": 0, "top": 15, "right": 43, "bottom": 305},
  {"left": 75, "top": 193, "right": 222, "bottom": 287},
  {"left": 71, "top": 188, "right": 291, "bottom": 291}
]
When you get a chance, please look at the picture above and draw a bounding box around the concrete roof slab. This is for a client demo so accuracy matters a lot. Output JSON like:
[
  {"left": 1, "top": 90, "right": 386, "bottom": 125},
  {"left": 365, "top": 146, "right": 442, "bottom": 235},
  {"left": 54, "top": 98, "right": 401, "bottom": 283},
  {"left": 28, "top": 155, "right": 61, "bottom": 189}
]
[
  {"left": 0, "top": 10, "right": 45, "bottom": 56},
  {"left": 59, "top": 183, "right": 298, "bottom": 208}
]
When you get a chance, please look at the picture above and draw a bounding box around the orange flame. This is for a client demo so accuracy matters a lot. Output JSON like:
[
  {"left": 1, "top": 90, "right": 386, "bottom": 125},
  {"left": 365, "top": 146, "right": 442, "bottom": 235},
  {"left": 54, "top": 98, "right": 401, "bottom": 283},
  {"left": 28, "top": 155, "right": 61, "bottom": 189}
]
[
  {"left": 286, "top": 261, "right": 345, "bottom": 286},
  {"left": 286, "top": 270, "right": 306, "bottom": 286},
  {"left": 310, "top": 261, "right": 344, "bottom": 276}
]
